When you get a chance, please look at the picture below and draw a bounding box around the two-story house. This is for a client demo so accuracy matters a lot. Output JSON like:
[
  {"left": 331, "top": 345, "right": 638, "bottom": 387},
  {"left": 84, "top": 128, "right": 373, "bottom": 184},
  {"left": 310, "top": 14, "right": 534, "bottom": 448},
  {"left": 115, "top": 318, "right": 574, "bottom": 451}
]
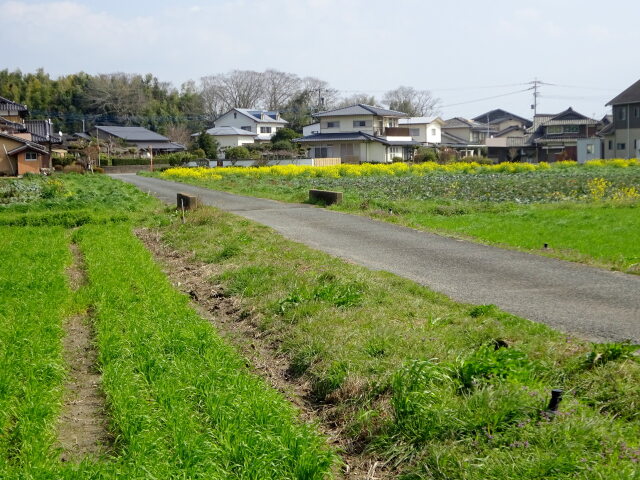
[
  {"left": 293, "top": 104, "right": 419, "bottom": 163},
  {"left": 0, "top": 96, "right": 54, "bottom": 175},
  {"left": 398, "top": 116, "right": 445, "bottom": 145},
  {"left": 212, "top": 108, "right": 288, "bottom": 142},
  {"left": 601, "top": 78, "right": 640, "bottom": 159},
  {"left": 526, "top": 107, "right": 601, "bottom": 162},
  {"left": 478, "top": 109, "right": 532, "bottom": 162}
]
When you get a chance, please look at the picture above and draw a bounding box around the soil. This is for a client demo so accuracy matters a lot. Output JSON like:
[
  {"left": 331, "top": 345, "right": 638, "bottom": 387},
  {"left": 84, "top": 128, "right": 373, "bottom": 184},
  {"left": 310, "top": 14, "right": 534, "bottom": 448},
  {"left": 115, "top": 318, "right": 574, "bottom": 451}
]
[
  {"left": 136, "top": 228, "right": 392, "bottom": 480},
  {"left": 58, "top": 244, "right": 110, "bottom": 462}
]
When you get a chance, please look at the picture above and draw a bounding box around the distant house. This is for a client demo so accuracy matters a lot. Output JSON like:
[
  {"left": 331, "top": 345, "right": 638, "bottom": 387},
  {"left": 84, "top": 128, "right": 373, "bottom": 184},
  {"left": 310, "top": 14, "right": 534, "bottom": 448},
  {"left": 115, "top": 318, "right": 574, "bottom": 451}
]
[
  {"left": 0, "top": 96, "right": 59, "bottom": 175},
  {"left": 212, "top": 108, "right": 288, "bottom": 142},
  {"left": 472, "top": 109, "right": 532, "bottom": 132},
  {"left": 91, "top": 126, "right": 185, "bottom": 154},
  {"left": 293, "top": 104, "right": 419, "bottom": 163},
  {"left": 0, "top": 131, "right": 50, "bottom": 175},
  {"left": 601, "top": 78, "right": 640, "bottom": 159},
  {"left": 192, "top": 126, "right": 257, "bottom": 150},
  {"left": 398, "top": 116, "right": 445, "bottom": 145},
  {"left": 525, "top": 108, "right": 601, "bottom": 161},
  {"left": 478, "top": 109, "right": 532, "bottom": 162},
  {"left": 442, "top": 117, "right": 494, "bottom": 145}
]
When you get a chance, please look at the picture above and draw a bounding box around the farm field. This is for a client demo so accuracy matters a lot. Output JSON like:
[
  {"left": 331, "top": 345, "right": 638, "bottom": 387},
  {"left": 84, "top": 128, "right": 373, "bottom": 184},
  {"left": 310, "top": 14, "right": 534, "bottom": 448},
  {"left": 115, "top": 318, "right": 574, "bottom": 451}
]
[
  {"left": 0, "top": 174, "right": 334, "bottom": 479},
  {"left": 2, "top": 173, "right": 640, "bottom": 479},
  {"left": 156, "top": 160, "right": 640, "bottom": 272}
]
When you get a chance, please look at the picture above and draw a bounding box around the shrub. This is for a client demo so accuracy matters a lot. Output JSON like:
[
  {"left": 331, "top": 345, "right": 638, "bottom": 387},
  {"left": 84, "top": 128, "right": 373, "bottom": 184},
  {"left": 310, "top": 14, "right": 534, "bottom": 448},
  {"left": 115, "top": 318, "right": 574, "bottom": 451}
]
[
  {"left": 271, "top": 127, "right": 299, "bottom": 143},
  {"left": 392, "top": 156, "right": 404, "bottom": 162},
  {"left": 225, "top": 146, "right": 252, "bottom": 160},
  {"left": 461, "top": 155, "right": 493, "bottom": 165},
  {"left": 63, "top": 164, "right": 85, "bottom": 173},
  {"left": 110, "top": 157, "right": 151, "bottom": 166},
  {"left": 271, "top": 140, "right": 294, "bottom": 151},
  {"left": 415, "top": 147, "right": 438, "bottom": 163}
]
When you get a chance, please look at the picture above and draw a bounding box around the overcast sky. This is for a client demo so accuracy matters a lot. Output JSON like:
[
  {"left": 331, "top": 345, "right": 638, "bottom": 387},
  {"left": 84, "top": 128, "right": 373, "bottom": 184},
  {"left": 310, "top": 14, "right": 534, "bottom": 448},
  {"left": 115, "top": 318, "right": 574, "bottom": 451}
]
[{"left": 2, "top": 0, "right": 639, "bottom": 120}]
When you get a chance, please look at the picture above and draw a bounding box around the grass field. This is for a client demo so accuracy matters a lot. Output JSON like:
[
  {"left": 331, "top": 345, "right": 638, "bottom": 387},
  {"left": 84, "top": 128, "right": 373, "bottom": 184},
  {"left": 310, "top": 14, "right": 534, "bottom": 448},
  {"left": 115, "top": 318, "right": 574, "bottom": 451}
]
[
  {"left": 155, "top": 160, "right": 640, "bottom": 272},
  {"left": 159, "top": 204, "right": 640, "bottom": 479},
  {"left": 2, "top": 173, "right": 639, "bottom": 479},
  {"left": 0, "top": 174, "right": 334, "bottom": 479}
]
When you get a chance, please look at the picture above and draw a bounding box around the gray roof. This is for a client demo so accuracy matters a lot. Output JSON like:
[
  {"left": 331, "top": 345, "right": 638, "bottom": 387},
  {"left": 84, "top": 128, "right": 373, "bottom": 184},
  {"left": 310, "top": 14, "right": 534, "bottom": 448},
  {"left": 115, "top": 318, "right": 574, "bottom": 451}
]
[
  {"left": 472, "top": 109, "right": 532, "bottom": 128},
  {"left": 313, "top": 104, "right": 408, "bottom": 118},
  {"left": 95, "top": 126, "right": 170, "bottom": 142},
  {"left": 25, "top": 120, "right": 62, "bottom": 144},
  {"left": 443, "top": 117, "right": 491, "bottom": 132},
  {"left": 234, "top": 108, "right": 288, "bottom": 124},
  {"left": 0, "top": 131, "right": 49, "bottom": 153},
  {"left": 294, "top": 131, "right": 419, "bottom": 146},
  {"left": 199, "top": 126, "right": 258, "bottom": 137},
  {"left": 0, "top": 96, "right": 28, "bottom": 113},
  {"left": 607, "top": 78, "right": 640, "bottom": 106}
]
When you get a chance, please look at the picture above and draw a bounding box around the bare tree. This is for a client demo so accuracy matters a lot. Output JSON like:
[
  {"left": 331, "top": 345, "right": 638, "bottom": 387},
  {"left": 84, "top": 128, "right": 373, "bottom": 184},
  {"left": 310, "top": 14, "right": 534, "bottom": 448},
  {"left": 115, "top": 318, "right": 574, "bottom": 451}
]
[
  {"left": 199, "top": 75, "right": 226, "bottom": 120},
  {"left": 165, "top": 124, "right": 193, "bottom": 147},
  {"left": 82, "top": 73, "right": 148, "bottom": 119},
  {"left": 383, "top": 86, "right": 440, "bottom": 116},
  {"left": 337, "top": 93, "right": 379, "bottom": 108},
  {"left": 301, "top": 76, "right": 339, "bottom": 112},
  {"left": 262, "top": 69, "right": 301, "bottom": 110}
]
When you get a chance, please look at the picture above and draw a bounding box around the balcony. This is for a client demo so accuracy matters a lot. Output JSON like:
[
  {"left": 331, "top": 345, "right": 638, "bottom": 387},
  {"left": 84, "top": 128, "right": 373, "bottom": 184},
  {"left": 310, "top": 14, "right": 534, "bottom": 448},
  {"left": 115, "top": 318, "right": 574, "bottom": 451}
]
[{"left": 374, "top": 127, "right": 411, "bottom": 137}]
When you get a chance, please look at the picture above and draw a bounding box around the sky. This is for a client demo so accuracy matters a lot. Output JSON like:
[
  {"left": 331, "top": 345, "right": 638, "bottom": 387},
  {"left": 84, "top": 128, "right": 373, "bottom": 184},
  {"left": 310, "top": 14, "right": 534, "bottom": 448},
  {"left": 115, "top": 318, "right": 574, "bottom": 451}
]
[{"left": 2, "top": 0, "right": 639, "bottom": 120}]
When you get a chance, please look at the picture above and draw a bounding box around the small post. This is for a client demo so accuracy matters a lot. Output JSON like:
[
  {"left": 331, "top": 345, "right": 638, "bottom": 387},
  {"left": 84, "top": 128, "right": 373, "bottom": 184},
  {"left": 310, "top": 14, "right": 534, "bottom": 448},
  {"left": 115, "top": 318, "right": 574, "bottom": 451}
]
[
  {"left": 543, "top": 243, "right": 549, "bottom": 249},
  {"left": 149, "top": 145, "right": 154, "bottom": 172},
  {"left": 547, "top": 389, "right": 563, "bottom": 414}
]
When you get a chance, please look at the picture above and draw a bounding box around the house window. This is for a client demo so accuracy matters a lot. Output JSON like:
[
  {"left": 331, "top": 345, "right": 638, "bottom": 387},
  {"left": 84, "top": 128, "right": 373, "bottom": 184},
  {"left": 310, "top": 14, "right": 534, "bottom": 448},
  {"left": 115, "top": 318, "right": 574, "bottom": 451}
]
[
  {"left": 608, "top": 140, "right": 613, "bottom": 150},
  {"left": 431, "top": 128, "right": 436, "bottom": 136},
  {"left": 547, "top": 125, "right": 562, "bottom": 135},
  {"left": 234, "top": 112, "right": 237, "bottom": 119},
  {"left": 353, "top": 120, "right": 366, "bottom": 127},
  {"left": 586, "top": 144, "right": 594, "bottom": 154},
  {"left": 25, "top": 151, "right": 38, "bottom": 161},
  {"left": 241, "top": 126, "right": 252, "bottom": 131},
  {"left": 409, "top": 128, "right": 420, "bottom": 137},
  {"left": 617, "top": 143, "right": 626, "bottom": 150},
  {"left": 618, "top": 108, "right": 626, "bottom": 121},
  {"left": 325, "top": 121, "right": 340, "bottom": 128},
  {"left": 313, "top": 147, "right": 328, "bottom": 158},
  {"left": 563, "top": 125, "right": 579, "bottom": 134},
  {"left": 260, "top": 126, "right": 272, "bottom": 133}
]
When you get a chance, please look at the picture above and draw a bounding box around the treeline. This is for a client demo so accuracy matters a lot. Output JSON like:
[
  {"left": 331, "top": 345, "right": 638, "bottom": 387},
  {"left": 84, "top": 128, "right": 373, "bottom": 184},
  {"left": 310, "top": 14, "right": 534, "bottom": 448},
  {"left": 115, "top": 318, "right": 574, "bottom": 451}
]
[{"left": 0, "top": 68, "right": 439, "bottom": 139}]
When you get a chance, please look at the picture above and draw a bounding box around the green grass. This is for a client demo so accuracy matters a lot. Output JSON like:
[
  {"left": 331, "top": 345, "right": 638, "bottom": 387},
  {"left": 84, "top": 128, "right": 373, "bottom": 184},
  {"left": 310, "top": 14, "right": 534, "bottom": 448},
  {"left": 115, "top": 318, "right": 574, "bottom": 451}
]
[
  {"left": 160, "top": 205, "right": 640, "bottom": 479},
  {"left": 0, "top": 174, "right": 335, "bottom": 479},
  {"left": 149, "top": 165, "right": 640, "bottom": 272},
  {"left": 0, "top": 226, "right": 71, "bottom": 478}
]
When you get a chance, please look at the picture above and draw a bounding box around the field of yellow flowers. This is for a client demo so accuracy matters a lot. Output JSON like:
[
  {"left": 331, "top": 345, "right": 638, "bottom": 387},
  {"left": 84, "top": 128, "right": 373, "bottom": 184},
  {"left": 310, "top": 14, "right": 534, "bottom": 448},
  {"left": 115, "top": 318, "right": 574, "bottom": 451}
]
[{"left": 161, "top": 159, "right": 638, "bottom": 181}]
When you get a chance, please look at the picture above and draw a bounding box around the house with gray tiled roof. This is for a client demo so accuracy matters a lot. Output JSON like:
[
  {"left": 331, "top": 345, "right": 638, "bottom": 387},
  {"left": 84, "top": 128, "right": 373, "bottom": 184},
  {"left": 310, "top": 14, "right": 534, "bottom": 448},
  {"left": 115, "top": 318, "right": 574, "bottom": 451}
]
[
  {"left": 91, "top": 126, "right": 185, "bottom": 153},
  {"left": 600, "top": 78, "right": 640, "bottom": 159},
  {"left": 293, "top": 104, "right": 420, "bottom": 163},
  {"left": 191, "top": 126, "right": 257, "bottom": 150},
  {"left": 212, "top": 108, "right": 288, "bottom": 142},
  {"left": 524, "top": 108, "right": 601, "bottom": 162},
  {"left": 398, "top": 116, "right": 445, "bottom": 145}
]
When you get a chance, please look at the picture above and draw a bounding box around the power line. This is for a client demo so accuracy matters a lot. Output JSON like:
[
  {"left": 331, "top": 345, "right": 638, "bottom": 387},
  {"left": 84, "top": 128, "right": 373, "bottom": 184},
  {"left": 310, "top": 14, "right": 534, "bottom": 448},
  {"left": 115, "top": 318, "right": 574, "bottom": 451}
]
[{"left": 440, "top": 87, "right": 533, "bottom": 108}]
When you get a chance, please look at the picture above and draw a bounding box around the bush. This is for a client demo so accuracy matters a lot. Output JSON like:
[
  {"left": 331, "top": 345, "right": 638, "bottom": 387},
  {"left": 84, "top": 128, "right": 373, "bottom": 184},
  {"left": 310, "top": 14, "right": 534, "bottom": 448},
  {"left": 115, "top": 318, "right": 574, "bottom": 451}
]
[
  {"left": 461, "top": 155, "right": 493, "bottom": 165},
  {"left": 63, "top": 164, "right": 85, "bottom": 173},
  {"left": 225, "top": 146, "right": 252, "bottom": 160},
  {"left": 392, "top": 156, "right": 404, "bottom": 162},
  {"left": 271, "top": 140, "right": 294, "bottom": 151},
  {"left": 110, "top": 158, "right": 151, "bottom": 166},
  {"left": 271, "top": 128, "right": 299, "bottom": 144},
  {"left": 415, "top": 147, "right": 438, "bottom": 163},
  {"left": 155, "top": 152, "right": 198, "bottom": 166}
]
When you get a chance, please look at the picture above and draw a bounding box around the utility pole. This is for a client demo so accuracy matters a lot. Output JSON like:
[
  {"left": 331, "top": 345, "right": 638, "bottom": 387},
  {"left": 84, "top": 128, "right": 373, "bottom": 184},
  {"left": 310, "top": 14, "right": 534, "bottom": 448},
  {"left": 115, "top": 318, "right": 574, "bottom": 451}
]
[{"left": 531, "top": 78, "right": 541, "bottom": 116}]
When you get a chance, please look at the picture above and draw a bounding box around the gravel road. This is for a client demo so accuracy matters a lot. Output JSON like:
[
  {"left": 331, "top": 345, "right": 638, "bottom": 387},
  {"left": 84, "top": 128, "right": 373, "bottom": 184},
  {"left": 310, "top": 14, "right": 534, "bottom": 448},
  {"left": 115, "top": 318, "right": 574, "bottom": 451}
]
[{"left": 115, "top": 174, "right": 640, "bottom": 343}]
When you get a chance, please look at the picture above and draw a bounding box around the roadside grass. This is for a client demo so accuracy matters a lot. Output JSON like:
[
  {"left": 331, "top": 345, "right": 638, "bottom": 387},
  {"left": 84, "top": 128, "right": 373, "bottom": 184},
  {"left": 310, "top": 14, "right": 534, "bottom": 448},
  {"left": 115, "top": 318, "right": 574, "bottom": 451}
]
[
  {"left": 0, "top": 174, "right": 336, "bottom": 478},
  {"left": 150, "top": 164, "right": 640, "bottom": 272},
  {"left": 160, "top": 205, "right": 640, "bottom": 479}
]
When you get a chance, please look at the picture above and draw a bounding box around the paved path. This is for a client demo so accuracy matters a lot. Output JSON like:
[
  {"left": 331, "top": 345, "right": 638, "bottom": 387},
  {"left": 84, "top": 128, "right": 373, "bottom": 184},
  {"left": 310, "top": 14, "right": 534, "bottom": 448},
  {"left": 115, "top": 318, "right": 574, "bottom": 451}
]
[{"left": 115, "top": 174, "right": 640, "bottom": 343}]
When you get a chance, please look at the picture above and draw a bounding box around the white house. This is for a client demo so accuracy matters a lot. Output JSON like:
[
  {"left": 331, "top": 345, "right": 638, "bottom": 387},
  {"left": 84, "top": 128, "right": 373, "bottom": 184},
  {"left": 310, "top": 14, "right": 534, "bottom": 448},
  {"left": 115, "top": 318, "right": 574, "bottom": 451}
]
[
  {"left": 212, "top": 108, "right": 288, "bottom": 142},
  {"left": 302, "top": 122, "right": 320, "bottom": 137},
  {"left": 193, "top": 126, "right": 257, "bottom": 149},
  {"left": 294, "top": 104, "right": 419, "bottom": 163},
  {"left": 398, "top": 116, "right": 445, "bottom": 145}
]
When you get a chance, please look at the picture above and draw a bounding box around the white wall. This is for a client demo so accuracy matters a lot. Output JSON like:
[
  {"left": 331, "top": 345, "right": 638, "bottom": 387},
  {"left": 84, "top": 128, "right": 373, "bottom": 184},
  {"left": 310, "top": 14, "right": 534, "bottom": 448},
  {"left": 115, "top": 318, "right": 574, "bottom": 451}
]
[
  {"left": 303, "top": 123, "right": 320, "bottom": 136},
  {"left": 215, "top": 110, "right": 285, "bottom": 140},
  {"left": 214, "top": 135, "right": 255, "bottom": 149}
]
